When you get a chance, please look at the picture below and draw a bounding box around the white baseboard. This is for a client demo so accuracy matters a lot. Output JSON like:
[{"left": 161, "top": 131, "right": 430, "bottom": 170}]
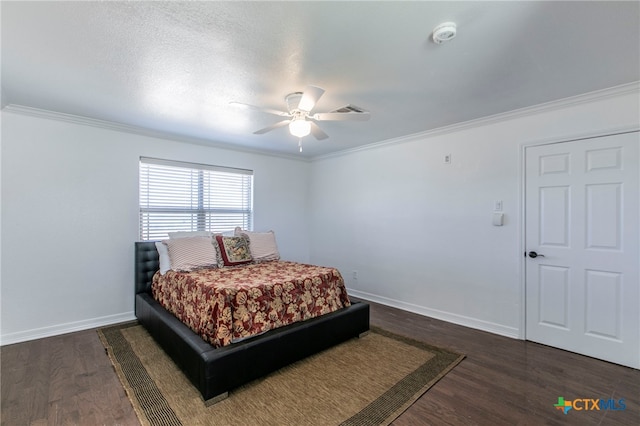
[
  {"left": 1, "top": 293, "right": 521, "bottom": 345},
  {"left": 0, "top": 311, "right": 136, "bottom": 346},
  {"left": 348, "top": 288, "right": 521, "bottom": 339}
]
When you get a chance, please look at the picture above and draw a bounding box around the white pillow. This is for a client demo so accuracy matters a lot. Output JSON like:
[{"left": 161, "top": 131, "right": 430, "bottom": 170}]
[
  {"left": 168, "top": 231, "right": 213, "bottom": 239},
  {"left": 155, "top": 241, "right": 171, "bottom": 275},
  {"left": 234, "top": 227, "right": 280, "bottom": 262},
  {"left": 163, "top": 236, "right": 218, "bottom": 271}
]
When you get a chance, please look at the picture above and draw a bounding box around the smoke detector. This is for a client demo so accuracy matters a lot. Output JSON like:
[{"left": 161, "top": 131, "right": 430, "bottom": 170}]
[{"left": 433, "top": 22, "right": 457, "bottom": 44}]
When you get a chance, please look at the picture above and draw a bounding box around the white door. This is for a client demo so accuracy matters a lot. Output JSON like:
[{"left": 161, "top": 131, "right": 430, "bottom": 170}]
[{"left": 525, "top": 132, "right": 639, "bottom": 368}]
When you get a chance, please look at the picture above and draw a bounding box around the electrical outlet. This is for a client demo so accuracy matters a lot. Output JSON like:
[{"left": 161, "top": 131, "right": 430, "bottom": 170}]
[
  {"left": 444, "top": 154, "right": 452, "bottom": 164},
  {"left": 352, "top": 270, "right": 358, "bottom": 281}
]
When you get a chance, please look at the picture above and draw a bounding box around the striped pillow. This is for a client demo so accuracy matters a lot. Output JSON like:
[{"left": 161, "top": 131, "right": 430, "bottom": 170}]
[
  {"left": 234, "top": 228, "right": 280, "bottom": 262},
  {"left": 163, "top": 236, "right": 218, "bottom": 271},
  {"left": 168, "top": 231, "right": 213, "bottom": 239}
]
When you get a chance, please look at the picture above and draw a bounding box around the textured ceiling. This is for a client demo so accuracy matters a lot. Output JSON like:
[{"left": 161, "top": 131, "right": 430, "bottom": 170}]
[{"left": 2, "top": 1, "right": 639, "bottom": 158}]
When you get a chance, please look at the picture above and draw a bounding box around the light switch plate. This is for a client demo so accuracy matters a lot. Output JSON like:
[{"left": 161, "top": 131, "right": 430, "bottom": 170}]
[{"left": 492, "top": 212, "right": 504, "bottom": 226}]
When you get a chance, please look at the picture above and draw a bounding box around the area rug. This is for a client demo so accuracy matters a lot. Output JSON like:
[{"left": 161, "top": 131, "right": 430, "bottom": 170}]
[{"left": 98, "top": 323, "right": 464, "bottom": 426}]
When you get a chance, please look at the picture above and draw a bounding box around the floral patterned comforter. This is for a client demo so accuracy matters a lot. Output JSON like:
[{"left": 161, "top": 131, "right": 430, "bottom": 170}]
[{"left": 152, "top": 261, "right": 351, "bottom": 347}]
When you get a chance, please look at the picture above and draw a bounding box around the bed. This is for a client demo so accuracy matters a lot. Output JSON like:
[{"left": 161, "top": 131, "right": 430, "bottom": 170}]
[{"left": 134, "top": 241, "right": 370, "bottom": 403}]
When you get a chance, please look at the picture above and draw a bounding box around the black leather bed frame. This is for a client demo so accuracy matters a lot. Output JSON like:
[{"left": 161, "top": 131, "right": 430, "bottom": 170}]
[{"left": 134, "top": 241, "right": 370, "bottom": 403}]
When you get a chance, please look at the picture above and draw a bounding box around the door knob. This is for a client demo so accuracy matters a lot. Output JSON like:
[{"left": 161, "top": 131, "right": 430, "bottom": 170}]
[{"left": 528, "top": 251, "right": 545, "bottom": 258}]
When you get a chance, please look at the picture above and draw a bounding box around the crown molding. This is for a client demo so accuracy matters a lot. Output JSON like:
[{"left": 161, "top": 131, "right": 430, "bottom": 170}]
[
  {"left": 1, "top": 104, "right": 310, "bottom": 163},
  {"left": 311, "top": 81, "right": 640, "bottom": 162},
  {"left": 4, "top": 81, "right": 637, "bottom": 164}
]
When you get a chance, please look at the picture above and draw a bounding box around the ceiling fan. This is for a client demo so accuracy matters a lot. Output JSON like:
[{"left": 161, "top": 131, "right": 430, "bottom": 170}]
[{"left": 231, "top": 86, "right": 370, "bottom": 151}]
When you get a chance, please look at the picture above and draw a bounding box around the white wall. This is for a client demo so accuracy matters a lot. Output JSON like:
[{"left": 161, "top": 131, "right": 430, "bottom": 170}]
[
  {"left": 0, "top": 111, "right": 310, "bottom": 344},
  {"left": 2, "top": 85, "right": 638, "bottom": 345},
  {"left": 309, "top": 85, "right": 640, "bottom": 337}
]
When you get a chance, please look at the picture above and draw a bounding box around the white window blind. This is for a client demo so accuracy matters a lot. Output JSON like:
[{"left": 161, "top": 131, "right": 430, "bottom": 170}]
[{"left": 139, "top": 157, "right": 253, "bottom": 240}]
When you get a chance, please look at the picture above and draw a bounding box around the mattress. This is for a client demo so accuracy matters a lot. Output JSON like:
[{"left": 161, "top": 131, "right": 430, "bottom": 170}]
[{"left": 152, "top": 260, "right": 351, "bottom": 347}]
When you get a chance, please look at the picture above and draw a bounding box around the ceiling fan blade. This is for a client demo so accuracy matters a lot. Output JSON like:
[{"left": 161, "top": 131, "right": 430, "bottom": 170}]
[
  {"left": 297, "top": 86, "right": 325, "bottom": 112},
  {"left": 312, "top": 111, "right": 371, "bottom": 121},
  {"left": 230, "top": 102, "right": 290, "bottom": 117},
  {"left": 309, "top": 121, "right": 329, "bottom": 140},
  {"left": 253, "top": 119, "right": 291, "bottom": 134}
]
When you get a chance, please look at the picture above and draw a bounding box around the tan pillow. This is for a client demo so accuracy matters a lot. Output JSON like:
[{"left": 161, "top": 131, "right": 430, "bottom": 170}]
[
  {"left": 234, "top": 228, "right": 280, "bottom": 262},
  {"left": 163, "top": 236, "right": 218, "bottom": 271}
]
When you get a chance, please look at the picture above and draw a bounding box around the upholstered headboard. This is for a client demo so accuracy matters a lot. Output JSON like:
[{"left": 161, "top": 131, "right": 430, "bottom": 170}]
[{"left": 135, "top": 241, "right": 159, "bottom": 294}]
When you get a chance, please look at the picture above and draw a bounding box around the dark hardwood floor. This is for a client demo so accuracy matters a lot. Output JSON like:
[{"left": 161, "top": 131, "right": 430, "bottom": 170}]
[
  {"left": 2, "top": 300, "right": 638, "bottom": 425},
  {"left": 0, "top": 326, "right": 137, "bottom": 425},
  {"left": 367, "top": 301, "right": 639, "bottom": 426}
]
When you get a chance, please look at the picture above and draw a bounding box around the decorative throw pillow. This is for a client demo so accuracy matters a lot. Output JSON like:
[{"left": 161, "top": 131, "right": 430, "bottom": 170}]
[
  {"left": 163, "top": 236, "right": 218, "bottom": 271},
  {"left": 155, "top": 241, "right": 171, "bottom": 275},
  {"left": 234, "top": 227, "right": 280, "bottom": 262},
  {"left": 214, "top": 235, "right": 253, "bottom": 266}
]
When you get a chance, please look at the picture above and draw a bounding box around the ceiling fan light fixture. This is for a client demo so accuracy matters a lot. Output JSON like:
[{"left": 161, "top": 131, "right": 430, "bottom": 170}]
[
  {"left": 234, "top": 85, "right": 368, "bottom": 147},
  {"left": 289, "top": 118, "right": 311, "bottom": 137}
]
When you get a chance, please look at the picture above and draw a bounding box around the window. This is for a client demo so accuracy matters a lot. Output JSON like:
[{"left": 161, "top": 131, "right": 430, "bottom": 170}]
[{"left": 139, "top": 157, "right": 253, "bottom": 240}]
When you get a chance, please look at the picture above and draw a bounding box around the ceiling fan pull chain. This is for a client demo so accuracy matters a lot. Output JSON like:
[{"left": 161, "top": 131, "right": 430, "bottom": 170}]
[{"left": 298, "top": 138, "right": 303, "bottom": 152}]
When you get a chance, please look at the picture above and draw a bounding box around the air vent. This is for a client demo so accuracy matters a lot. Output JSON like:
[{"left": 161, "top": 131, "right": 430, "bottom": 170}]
[{"left": 331, "top": 104, "right": 367, "bottom": 114}]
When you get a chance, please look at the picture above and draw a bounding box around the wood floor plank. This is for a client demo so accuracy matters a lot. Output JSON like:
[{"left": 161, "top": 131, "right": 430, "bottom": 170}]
[
  {"left": 1, "top": 330, "right": 139, "bottom": 425},
  {"left": 1, "top": 299, "right": 638, "bottom": 425}
]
